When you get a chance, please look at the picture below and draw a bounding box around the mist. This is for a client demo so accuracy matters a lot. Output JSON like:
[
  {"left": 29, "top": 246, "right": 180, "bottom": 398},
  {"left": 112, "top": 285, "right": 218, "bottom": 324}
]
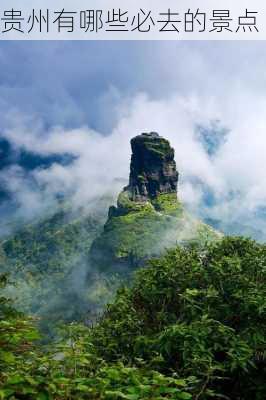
[
  {"left": 1, "top": 86, "right": 266, "bottom": 239},
  {"left": 1, "top": 40, "right": 266, "bottom": 335}
]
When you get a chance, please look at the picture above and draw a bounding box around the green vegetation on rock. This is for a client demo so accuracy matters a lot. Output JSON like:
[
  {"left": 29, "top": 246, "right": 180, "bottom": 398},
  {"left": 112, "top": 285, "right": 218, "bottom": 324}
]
[
  {"left": 152, "top": 192, "right": 183, "bottom": 215},
  {"left": 90, "top": 132, "right": 221, "bottom": 271},
  {"left": 90, "top": 190, "right": 221, "bottom": 270},
  {"left": 144, "top": 139, "right": 174, "bottom": 159}
]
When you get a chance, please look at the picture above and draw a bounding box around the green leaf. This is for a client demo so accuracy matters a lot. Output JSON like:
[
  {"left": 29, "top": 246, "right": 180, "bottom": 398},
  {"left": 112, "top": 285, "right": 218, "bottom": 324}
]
[
  {"left": 7, "top": 374, "right": 25, "bottom": 385},
  {"left": 36, "top": 393, "right": 50, "bottom": 400}
]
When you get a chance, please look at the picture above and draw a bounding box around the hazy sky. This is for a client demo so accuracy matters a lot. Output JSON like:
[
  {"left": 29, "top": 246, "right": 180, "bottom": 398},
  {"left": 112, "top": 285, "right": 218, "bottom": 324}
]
[
  {"left": 0, "top": 41, "right": 263, "bottom": 131},
  {"left": 1, "top": 41, "right": 266, "bottom": 238}
]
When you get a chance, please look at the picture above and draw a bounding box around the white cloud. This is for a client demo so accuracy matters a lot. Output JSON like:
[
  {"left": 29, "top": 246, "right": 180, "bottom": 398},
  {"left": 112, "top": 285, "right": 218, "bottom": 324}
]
[
  {"left": 2, "top": 41, "right": 266, "bottom": 238},
  {"left": 1, "top": 90, "right": 264, "bottom": 222}
]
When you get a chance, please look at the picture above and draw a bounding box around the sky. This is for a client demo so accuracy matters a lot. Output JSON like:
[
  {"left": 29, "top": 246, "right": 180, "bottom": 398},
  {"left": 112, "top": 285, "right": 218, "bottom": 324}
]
[{"left": 1, "top": 40, "right": 266, "bottom": 239}]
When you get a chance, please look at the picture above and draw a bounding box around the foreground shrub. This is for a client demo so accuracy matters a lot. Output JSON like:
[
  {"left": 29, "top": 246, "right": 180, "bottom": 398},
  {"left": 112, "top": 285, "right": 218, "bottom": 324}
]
[
  {"left": 1, "top": 237, "right": 265, "bottom": 399},
  {"left": 92, "top": 237, "right": 266, "bottom": 399}
]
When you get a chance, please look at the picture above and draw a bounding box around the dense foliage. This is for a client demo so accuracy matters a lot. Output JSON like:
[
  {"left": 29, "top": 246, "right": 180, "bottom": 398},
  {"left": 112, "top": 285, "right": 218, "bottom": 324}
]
[
  {"left": 0, "top": 274, "right": 192, "bottom": 399},
  {"left": 93, "top": 237, "right": 266, "bottom": 399},
  {"left": 0, "top": 237, "right": 265, "bottom": 399}
]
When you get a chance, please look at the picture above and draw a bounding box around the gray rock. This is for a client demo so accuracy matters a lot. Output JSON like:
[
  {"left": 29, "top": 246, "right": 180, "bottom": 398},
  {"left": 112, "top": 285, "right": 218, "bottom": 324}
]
[{"left": 125, "top": 132, "right": 179, "bottom": 201}]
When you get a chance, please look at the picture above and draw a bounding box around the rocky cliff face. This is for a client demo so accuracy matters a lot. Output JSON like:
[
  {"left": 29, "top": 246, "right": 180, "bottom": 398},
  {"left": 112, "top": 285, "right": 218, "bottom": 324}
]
[
  {"left": 90, "top": 132, "right": 221, "bottom": 271},
  {"left": 126, "top": 132, "right": 178, "bottom": 201}
]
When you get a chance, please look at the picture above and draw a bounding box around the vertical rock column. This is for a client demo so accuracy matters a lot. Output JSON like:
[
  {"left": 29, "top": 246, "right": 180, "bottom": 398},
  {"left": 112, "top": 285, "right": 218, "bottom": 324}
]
[{"left": 126, "top": 132, "right": 179, "bottom": 201}]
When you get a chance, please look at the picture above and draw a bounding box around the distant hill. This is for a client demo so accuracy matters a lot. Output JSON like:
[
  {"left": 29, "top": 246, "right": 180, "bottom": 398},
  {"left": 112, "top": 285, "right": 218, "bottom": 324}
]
[{"left": 0, "top": 201, "right": 111, "bottom": 333}]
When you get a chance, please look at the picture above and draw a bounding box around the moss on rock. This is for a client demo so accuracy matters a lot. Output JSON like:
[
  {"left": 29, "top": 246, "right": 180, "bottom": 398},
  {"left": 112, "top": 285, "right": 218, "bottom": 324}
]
[
  {"left": 90, "top": 191, "right": 221, "bottom": 271},
  {"left": 152, "top": 193, "right": 183, "bottom": 216}
]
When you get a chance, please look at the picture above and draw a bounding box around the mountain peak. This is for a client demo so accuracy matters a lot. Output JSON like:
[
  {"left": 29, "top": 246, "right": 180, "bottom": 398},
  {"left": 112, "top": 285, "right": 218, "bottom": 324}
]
[
  {"left": 126, "top": 132, "right": 179, "bottom": 201},
  {"left": 89, "top": 132, "right": 220, "bottom": 271}
]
